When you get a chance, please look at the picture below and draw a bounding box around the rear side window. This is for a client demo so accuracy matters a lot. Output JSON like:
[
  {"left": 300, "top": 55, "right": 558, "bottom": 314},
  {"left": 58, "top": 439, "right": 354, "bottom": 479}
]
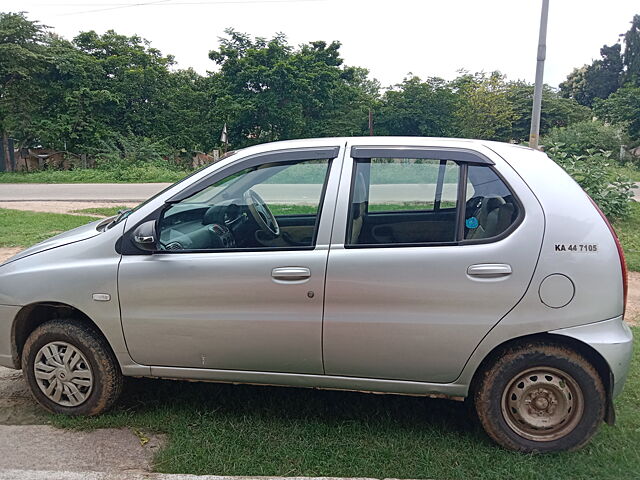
[
  {"left": 346, "top": 158, "right": 520, "bottom": 247},
  {"left": 464, "top": 165, "right": 520, "bottom": 240}
]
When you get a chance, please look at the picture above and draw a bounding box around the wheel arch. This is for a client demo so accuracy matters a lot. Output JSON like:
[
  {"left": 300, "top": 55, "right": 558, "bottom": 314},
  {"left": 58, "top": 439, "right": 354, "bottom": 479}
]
[
  {"left": 469, "top": 332, "right": 615, "bottom": 425},
  {"left": 11, "top": 302, "right": 112, "bottom": 370}
]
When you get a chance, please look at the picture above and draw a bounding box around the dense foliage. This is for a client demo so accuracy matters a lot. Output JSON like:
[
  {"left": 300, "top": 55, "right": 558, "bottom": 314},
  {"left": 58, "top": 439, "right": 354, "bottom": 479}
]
[
  {"left": 546, "top": 145, "right": 634, "bottom": 218},
  {"left": 0, "top": 12, "right": 606, "bottom": 161},
  {"left": 560, "top": 14, "right": 640, "bottom": 144},
  {"left": 542, "top": 120, "right": 628, "bottom": 157}
]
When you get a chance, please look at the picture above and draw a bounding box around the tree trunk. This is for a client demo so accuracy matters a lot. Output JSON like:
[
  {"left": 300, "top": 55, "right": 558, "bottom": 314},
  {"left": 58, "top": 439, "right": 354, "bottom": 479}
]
[{"left": 2, "top": 131, "right": 11, "bottom": 172}]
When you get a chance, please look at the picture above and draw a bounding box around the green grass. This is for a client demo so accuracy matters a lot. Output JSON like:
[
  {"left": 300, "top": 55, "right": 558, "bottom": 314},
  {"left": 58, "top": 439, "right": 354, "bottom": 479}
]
[
  {"left": 612, "top": 163, "right": 640, "bottom": 183},
  {"left": 368, "top": 201, "right": 457, "bottom": 212},
  {"left": 49, "top": 328, "right": 640, "bottom": 479},
  {"left": 269, "top": 204, "right": 318, "bottom": 216},
  {"left": 0, "top": 166, "right": 189, "bottom": 183},
  {"left": 73, "top": 206, "right": 132, "bottom": 217},
  {"left": 614, "top": 200, "right": 640, "bottom": 272},
  {"left": 0, "top": 208, "right": 98, "bottom": 247}
]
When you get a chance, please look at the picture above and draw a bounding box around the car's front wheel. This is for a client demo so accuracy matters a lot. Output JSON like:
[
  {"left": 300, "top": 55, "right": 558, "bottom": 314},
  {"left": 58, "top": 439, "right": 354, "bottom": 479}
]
[
  {"left": 22, "top": 319, "right": 123, "bottom": 415},
  {"left": 474, "top": 342, "right": 605, "bottom": 453}
]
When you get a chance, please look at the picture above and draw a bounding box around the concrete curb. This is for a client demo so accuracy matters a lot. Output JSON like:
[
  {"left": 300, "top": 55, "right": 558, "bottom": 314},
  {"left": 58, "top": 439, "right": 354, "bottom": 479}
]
[{"left": 0, "top": 472, "right": 408, "bottom": 480}]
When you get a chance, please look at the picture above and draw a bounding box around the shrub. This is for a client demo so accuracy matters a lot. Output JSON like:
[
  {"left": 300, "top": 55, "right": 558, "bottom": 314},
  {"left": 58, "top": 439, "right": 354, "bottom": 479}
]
[
  {"left": 546, "top": 145, "right": 634, "bottom": 218},
  {"left": 542, "top": 120, "right": 628, "bottom": 161},
  {"left": 93, "top": 135, "right": 187, "bottom": 173}
]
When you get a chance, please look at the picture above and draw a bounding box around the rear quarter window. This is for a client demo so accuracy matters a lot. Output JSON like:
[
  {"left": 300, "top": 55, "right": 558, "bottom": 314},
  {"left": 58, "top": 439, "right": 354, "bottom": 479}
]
[{"left": 464, "top": 165, "right": 520, "bottom": 240}]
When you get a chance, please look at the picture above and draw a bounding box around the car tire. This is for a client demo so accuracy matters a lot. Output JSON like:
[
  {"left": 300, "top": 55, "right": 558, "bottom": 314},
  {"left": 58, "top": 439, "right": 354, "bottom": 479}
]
[
  {"left": 474, "top": 342, "right": 605, "bottom": 453},
  {"left": 22, "top": 319, "right": 123, "bottom": 416}
]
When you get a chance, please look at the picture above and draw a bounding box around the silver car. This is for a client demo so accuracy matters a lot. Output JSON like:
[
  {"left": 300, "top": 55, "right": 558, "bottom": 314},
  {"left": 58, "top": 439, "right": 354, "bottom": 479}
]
[{"left": 0, "top": 137, "right": 632, "bottom": 453}]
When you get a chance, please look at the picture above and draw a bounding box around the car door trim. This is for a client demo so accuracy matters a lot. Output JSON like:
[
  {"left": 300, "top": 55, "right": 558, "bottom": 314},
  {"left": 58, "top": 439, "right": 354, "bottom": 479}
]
[
  {"left": 148, "top": 365, "right": 469, "bottom": 398},
  {"left": 350, "top": 146, "right": 494, "bottom": 165}
]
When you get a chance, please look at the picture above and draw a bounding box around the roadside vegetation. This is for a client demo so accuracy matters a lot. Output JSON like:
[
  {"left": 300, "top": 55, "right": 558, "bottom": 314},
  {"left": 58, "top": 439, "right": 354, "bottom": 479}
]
[
  {"left": 0, "top": 166, "right": 187, "bottom": 184},
  {"left": 614, "top": 200, "right": 640, "bottom": 271}
]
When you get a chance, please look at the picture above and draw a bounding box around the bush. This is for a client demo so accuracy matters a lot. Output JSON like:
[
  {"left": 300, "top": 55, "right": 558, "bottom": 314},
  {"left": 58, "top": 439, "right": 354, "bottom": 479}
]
[
  {"left": 546, "top": 145, "right": 634, "bottom": 218},
  {"left": 542, "top": 120, "right": 628, "bottom": 160},
  {"left": 94, "top": 135, "right": 185, "bottom": 172}
]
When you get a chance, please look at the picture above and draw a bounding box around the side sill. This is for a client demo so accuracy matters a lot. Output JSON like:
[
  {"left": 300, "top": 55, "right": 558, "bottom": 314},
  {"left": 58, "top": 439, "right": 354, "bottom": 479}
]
[
  {"left": 143, "top": 366, "right": 469, "bottom": 400},
  {"left": 120, "top": 363, "right": 151, "bottom": 376}
]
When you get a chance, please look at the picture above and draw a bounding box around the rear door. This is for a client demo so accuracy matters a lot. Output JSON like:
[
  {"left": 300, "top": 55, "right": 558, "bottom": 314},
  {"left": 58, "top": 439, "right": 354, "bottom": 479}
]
[{"left": 323, "top": 145, "right": 544, "bottom": 383}]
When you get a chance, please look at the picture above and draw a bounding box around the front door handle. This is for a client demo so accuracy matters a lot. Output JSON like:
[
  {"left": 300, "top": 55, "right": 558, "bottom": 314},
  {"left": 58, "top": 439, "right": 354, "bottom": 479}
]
[
  {"left": 467, "top": 263, "right": 512, "bottom": 277},
  {"left": 272, "top": 267, "right": 311, "bottom": 281}
]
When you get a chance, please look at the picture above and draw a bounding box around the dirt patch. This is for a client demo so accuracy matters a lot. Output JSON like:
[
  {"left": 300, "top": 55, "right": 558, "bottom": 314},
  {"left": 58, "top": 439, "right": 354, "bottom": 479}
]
[
  {"left": 0, "top": 367, "right": 46, "bottom": 425},
  {"left": 626, "top": 272, "right": 640, "bottom": 326},
  {"left": 0, "top": 247, "right": 22, "bottom": 264},
  {"left": 0, "top": 201, "right": 137, "bottom": 216}
]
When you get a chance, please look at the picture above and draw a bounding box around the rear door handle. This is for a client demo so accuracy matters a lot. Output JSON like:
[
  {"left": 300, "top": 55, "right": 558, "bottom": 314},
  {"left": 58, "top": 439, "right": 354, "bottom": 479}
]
[
  {"left": 467, "top": 263, "right": 512, "bottom": 277},
  {"left": 272, "top": 267, "right": 311, "bottom": 281}
]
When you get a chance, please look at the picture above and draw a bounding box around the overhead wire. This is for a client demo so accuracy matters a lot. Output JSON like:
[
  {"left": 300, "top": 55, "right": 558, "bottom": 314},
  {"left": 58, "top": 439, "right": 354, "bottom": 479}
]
[{"left": 49, "top": 0, "right": 326, "bottom": 16}]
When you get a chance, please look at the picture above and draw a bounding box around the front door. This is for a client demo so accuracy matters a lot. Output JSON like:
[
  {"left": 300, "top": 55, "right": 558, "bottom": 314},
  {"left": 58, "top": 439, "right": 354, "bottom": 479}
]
[
  {"left": 323, "top": 145, "right": 544, "bottom": 383},
  {"left": 119, "top": 150, "right": 341, "bottom": 374}
]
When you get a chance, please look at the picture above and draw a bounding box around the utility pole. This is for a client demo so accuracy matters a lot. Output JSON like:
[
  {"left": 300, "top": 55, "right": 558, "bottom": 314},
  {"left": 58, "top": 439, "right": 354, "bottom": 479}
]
[
  {"left": 529, "top": 0, "right": 549, "bottom": 150},
  {"left": 368, "top": 109, "right": 374, "bottom": 136}
]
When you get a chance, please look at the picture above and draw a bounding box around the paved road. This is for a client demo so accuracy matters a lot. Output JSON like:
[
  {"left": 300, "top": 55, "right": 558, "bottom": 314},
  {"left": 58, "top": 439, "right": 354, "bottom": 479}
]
[
  {"left": 1, "top": 182, "right": 639, "bottom": 202},
  {"left": 0, "top": 183, "right": 460, "bottom": 203},
  {"left": 0, "top": 183, "right": 171, "bottom": 202}
]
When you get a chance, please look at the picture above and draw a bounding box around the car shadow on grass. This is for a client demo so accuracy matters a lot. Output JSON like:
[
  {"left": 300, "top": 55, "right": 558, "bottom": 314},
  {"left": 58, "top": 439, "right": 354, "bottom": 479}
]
[
  {"left": 52, "top": 376, "right": 492, "bottom": 473},
  {"left": 119, "top": 375, "right": 476, "bottom": 431}
]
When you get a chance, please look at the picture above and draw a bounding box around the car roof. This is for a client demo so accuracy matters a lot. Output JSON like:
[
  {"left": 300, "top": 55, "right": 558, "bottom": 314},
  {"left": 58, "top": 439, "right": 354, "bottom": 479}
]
[{"left": 234, "top": 136, "right": 538, "bottom": 158}]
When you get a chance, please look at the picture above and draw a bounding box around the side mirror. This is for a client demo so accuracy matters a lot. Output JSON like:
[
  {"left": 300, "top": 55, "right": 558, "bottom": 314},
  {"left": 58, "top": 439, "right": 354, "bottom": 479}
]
[{"left": 132, "top": 220, "right": 158, "bottom": 252}]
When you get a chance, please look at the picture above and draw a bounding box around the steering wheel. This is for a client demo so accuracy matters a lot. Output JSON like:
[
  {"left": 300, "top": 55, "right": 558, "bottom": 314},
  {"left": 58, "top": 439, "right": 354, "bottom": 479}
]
[{"left": 243, "top": 188, "right": 280, "bottom": 237}]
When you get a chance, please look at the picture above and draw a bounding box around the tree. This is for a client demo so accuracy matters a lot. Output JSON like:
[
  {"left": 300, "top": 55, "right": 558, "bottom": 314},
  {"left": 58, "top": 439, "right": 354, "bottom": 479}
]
[
  {"left": 506, "top": 82, "right": 591, "bottom": 143},
  {"left": 623, "top": 14, "right": 640, "bottom": 85},
  {"left": 208, "top": 29, "right": 375, "bottom": 148},
  {"left": 0, "top": 12, "right": 49, "bottom": 170},
  {"left": 375, "top": 76, "right": 458, "bottom": 137},
  {"left": 453, "top": 71, "right": 516, "bottom": 141},
  {"left": 594, "top": 85, "right": 640, "bottom": 142},
  {"left": 73, "top": 30, "right": 176, "bottom": 143},
  {"left": 559, "top": 43, "right": 623, "bottom": 107},
  {"left": 31, "top": 34, "right": 118, "bottom": 152}
]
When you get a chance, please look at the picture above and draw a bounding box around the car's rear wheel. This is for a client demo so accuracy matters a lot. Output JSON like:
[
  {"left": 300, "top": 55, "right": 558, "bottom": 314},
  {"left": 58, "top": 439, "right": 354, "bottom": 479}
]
[
  {"left": 22, "top": 319, "right": 123, "bottom": 415},
  {"left": 474, "top": 342, "right": 605, "bottom": 453}
]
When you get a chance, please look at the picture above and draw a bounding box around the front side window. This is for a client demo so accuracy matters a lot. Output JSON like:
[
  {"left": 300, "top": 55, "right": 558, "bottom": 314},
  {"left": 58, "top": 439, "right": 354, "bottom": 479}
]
[
  {"left": 158, "top": 159, "right": 331, "bottom": 251},
  {"left": 347, "top": 158, "right": 460, "bottom": 246}
]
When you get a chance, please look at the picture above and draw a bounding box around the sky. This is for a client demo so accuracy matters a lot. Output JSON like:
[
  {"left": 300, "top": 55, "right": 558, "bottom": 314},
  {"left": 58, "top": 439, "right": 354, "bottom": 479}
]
[{"left": 6, "top": 0, "right": 639, "bottom": 88}]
